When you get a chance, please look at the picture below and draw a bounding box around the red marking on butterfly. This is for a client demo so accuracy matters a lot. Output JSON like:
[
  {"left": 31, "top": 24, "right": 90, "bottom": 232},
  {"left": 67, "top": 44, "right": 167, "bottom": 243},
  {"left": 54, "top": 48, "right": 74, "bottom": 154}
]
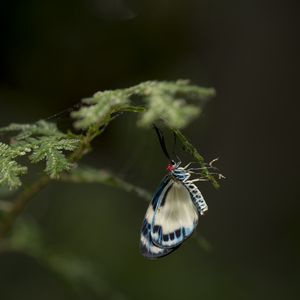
[{"left": 166, "top": 164, "right": 174, "bottom": 172}]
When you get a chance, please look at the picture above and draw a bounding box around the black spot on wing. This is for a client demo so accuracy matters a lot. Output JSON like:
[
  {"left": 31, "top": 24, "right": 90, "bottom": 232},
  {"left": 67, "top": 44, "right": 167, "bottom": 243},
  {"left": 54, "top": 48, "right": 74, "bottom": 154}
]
[
  {"left": 163, "top": 234, "right": 169, "bottom": 241},
  {"left": 175, "top": 229, "right": 181, "bottom": 238},
  {"left": 153, "top": 225, "right": 160, "bottom": 233}
]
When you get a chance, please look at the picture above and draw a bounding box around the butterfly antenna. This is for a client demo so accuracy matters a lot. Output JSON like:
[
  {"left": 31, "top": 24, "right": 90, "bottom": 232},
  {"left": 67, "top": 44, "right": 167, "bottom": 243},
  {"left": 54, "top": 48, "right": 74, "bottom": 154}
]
[
  {"left": 152, "top": 124, "right": 171, "bottom": 160},
  {"left": 172, "top": 131, "right": 182, "bottom": 163}
]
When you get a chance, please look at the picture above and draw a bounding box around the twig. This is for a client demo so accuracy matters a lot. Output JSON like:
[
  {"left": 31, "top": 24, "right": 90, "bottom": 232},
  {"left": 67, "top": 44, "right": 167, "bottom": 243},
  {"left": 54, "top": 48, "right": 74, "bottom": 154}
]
[{"left": 172, "top": 128, "right": 220, "bottom": 189}]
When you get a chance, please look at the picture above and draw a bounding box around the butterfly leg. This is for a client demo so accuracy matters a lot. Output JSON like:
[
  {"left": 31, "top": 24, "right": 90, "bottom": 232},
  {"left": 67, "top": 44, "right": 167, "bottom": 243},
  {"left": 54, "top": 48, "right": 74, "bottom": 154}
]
[
  {"left": 187, "top": 178, "right": 208, "bottom": 183},
  {"left": 183, "top": 162, "right": 192, "bottom": 169},
  {"left": 188, "top": 172, "right": 225, "bottom": 180}
]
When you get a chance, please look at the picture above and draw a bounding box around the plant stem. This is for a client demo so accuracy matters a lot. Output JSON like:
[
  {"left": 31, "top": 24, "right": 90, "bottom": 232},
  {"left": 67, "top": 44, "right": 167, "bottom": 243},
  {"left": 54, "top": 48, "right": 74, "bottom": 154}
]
[{"left": 172, "top": 128, "right": 220, "bottom": 189}]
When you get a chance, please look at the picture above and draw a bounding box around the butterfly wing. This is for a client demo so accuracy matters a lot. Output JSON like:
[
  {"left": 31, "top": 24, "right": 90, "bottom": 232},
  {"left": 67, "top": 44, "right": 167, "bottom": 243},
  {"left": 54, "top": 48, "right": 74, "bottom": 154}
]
[
  {"left": 151, "top": 180, "right": 198, "bottom": 249},
  {"left": 140, "top": 218, "right": 175, "bottom": 258},
  {"left": 140, "top": 176, "right": 176, "bottom": 258}
]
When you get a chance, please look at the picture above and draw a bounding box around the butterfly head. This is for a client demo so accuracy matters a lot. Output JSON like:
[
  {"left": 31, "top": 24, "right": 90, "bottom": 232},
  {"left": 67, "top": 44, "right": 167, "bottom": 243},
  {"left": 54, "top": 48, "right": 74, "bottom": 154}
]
[
  {"left": 166, "top": 160, "right": 178, "bottom": 173},
  {"left": 166, "top": 164, "right": 174, "bottom": 172}
]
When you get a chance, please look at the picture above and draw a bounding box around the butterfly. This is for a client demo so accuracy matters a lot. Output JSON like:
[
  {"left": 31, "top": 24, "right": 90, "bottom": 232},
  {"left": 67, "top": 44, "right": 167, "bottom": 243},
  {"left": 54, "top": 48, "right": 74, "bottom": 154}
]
[{"left": 140, "top": 160, "right": 208, "bottom": 259}]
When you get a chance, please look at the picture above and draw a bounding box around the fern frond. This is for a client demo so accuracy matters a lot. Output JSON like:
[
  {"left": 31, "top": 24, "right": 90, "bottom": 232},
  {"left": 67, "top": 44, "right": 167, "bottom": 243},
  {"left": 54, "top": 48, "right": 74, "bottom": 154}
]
[
  {"left": 71, "top": 89, "right": 133, "bottom": 129},
  {"left": 134, "top": 80, "right": 215, "bottom": 128},
  {"left": 0, "top": 142, "right": 29, "bottom": 189},
  {"left": 29, "top": 137, "right": 79, "bottom": 178},
  {"left": 0, "top": 120, "right": 63, "bottom": 140},
  {"left": 72, "top": 80, "right": 215, "bottom": 129},
  {"left": 0, "top": 122, "right": 80, "bottom": 189}
]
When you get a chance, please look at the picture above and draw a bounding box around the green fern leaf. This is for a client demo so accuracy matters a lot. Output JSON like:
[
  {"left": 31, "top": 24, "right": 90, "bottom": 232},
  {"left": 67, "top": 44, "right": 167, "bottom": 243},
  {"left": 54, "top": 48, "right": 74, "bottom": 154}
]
[
  {"left": 29, "top": 137, "right": 79, "bottom": 178},
  {"left": 133, "top": 80, "right": 215, "bottom": 128},
  {"left": 72, "top": 90, "right": 132, "bottom": 129},
  {"left": 0, "top": 120, "right": 63, "bottom": 140},
  {"left": 0, "top": 143, "right": 29, "bottom": 189},
  {"left": 0, "top": 121, "right": 80, "bottom": 188},
  {"left": 72, "top": 80, "right": 215, "bottom": 130}
]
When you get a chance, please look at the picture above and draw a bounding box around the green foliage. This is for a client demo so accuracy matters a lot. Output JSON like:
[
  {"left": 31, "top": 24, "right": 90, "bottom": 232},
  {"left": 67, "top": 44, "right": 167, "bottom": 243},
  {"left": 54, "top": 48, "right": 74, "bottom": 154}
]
[
  {"left": 72, "top": 80, "right": 215, "bottom": 129},
  {"left": 135, "top": 80, "right": 215, "bottom": 128},
  {"left": 72, "top": 89, "right": 143, "bottom": 129},
  {"left": 0, "top": 82, "right": 216, "bottom": 191},
  {"left": 29, "top": 136, "right": 79, "bottom": 178},
  {"left": 0, "top": 121, "right": 64, "bottom": 140},
  {"left": 0, "top": 142, "right": 29, "bottom": 189},
  {"left": 0, "top": 121, "right": 80, "bottom": 189},
  {"left": 0, "top": 80, "right": 221, "bottom": 241}
]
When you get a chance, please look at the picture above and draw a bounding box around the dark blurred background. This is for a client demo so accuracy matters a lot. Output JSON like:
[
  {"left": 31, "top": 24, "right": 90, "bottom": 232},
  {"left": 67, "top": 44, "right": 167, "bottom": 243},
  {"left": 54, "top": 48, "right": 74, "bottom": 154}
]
[{"left": 0, "top": 0, "right": 299, "bottom": 299}]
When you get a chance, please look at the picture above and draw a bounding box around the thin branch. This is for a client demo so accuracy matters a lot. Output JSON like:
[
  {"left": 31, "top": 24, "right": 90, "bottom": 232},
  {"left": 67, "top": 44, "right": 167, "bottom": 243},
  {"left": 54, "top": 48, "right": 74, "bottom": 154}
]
[{"left": 172, "top": 128, "right": 220, "bottom": 189}]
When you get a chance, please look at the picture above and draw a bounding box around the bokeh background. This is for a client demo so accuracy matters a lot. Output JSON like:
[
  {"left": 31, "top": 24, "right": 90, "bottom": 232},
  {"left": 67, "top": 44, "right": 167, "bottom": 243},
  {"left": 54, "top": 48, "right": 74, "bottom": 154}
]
[{"left": 0, "top": 0, "right": 299, "bottom": 299}]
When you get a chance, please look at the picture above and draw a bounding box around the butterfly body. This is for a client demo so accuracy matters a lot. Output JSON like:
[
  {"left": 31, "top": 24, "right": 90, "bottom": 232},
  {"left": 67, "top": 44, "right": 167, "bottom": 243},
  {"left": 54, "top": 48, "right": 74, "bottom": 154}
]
[{"left": 140, "top": 161, "right": 208, "bottom": 259}]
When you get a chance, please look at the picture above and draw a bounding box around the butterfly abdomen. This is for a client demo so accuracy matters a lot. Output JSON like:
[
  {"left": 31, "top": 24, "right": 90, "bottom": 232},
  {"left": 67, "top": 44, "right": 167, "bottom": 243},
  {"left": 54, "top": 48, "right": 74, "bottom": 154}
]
[{"left": 185, "top": 183, "right": 208, "bottom": 215}]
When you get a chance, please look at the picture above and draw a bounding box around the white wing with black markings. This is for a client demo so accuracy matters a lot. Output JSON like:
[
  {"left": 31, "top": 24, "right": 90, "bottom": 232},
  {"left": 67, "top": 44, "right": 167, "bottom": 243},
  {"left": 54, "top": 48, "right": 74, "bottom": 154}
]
[{"left": 140, "top": 176, "right": 198, "bottom": 258}]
